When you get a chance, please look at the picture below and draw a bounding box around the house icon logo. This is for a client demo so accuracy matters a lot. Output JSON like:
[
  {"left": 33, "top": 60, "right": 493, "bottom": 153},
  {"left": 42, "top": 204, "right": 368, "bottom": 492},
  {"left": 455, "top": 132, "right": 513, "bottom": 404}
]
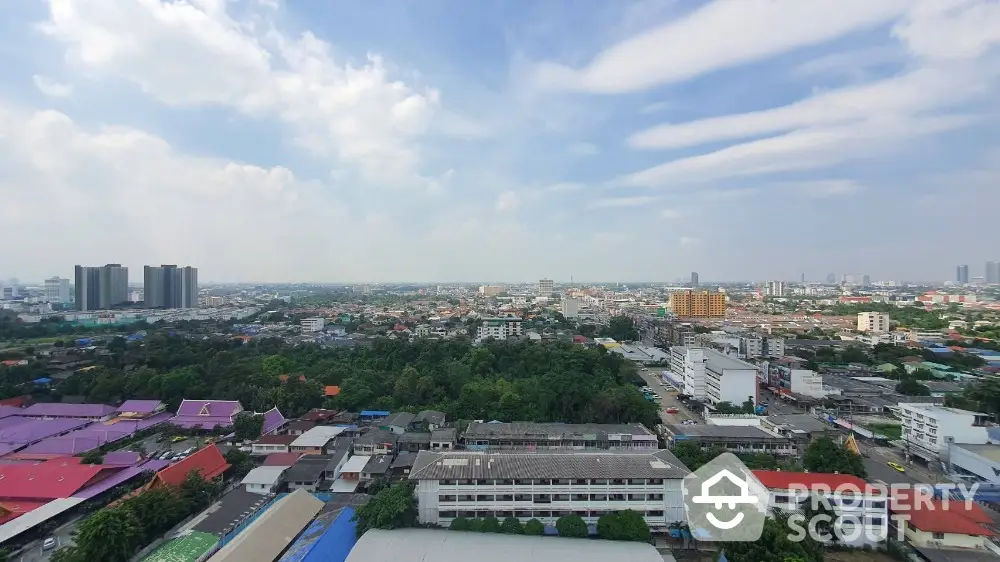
[{"left": 682, "top": 453, "right": 770, "bottom": 542}]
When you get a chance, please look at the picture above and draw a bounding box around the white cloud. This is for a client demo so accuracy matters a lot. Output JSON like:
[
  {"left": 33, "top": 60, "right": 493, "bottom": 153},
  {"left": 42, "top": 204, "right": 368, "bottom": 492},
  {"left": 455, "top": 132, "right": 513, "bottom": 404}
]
[
  {"left": 543, "top": 182, "right": 584, "bottom": 193},
  {"left": 495, "top": 190, "right": 521, "bottom": 212},
  {"left": 569, "top": 142, "right": 599, "bottom": 156},
  {"left": 586, "top": 195, "right": 659, "bottom": 209},
  {"left": 789, "top": 179, "right": 864, "bottom": 198},
  {"left": 679, "top": 236, "right": 700, "bottom": 246},
  {"left": 531, "top": 0, "right": 910, "bottom": 94},
  {"left": 660, "top": 208, "right": 680, "bottom": 219},
  {"left": 32, "top": 75, "right": 74, "bottom": 97},
  {"left": 38, "top": 0, "right": 443, "bottom": 189}
]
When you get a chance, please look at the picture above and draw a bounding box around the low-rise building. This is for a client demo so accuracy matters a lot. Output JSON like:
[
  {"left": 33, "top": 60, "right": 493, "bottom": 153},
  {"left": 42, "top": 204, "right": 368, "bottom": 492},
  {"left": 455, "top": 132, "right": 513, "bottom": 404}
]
[
  {"left": 301, "top": 317, "right": 326, "bottom": 332},
  {"left": 353, "top": 429, "right": 399, "bottom": 456},
  {"left": 891, "top": 489, "right": 995, "bottom": 550},
  {"left": 380, "top": 412, "right": 416, "bottom": 434},
  {"left": 340, "top": 455, "right": 372, "bottom": 482},
  {"left": 462, "top": 422, "right": 658, "bottom": 451},
  {"left": 409, "top": 449, "right": 689, "bottom": 530},
  {"left": 251, "top": 434, "right": 297, "bottom": 456},
  {"left": 857, "top": 312, "right": 891, "bottom": 333},
  {"left": 414, "top": 410, "right": 447, "bottom": 430},
  {"left": 397, "top": 432, "right": 431, "bottom": 452},
  {"left": 289, "top": 426, "right": 347, "bottom": 455},
  {"left": 664, "top": 424, "right": 797, "bottom": 456},
  {"left": 899, "top": 404, "right": 991, "bottom": 462},
  {"left": 241, "top": 466, "right": 286, "bottom": 495},
  {"left": 361, "top": 455, "right": 393, "bottom": 483},
  {"left": 475, "top": 317, "right": 523, "bottom": 342},
  {"left": 284, "top": 455, "right": 332, "bottom": 492},
  {"left": 703, "top": 349, "right": 758, "bottom": 407},
  {"left": 431, "top": 428, "right": 457, "bottom": 451}
]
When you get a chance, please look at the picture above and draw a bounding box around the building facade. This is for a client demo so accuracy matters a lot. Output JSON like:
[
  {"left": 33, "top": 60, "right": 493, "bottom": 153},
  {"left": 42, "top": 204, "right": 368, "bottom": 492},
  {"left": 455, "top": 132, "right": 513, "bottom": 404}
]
[
  {"left": 670, "top": 346, "right": 706, "bottom": 399},
  {"left": 144, "top": 265, "right": 198, "bottom": 309},
  {"left": 900, "top": 404, "right": 991, "bottom": 462},
  {"left": 670, "top": 290, "right": 725, "bottom": 318},
  {"left": 703, "top": 349, "right": 758, "bottom": 407},
  {"left": 537, "top": 279, "right": 554, "bottom": 295},
  {"left": 957, "top": 265, "right": 969, "bottom": 284},
  {"left": 462, "top": 422, "right": 658, "bottom": 451},
  {"left": 44, "top": 277, "right": 70, "bottom": 304},
  {"left": 741, "top": 335, "right": 785, "bottom": 359},
  {"left": 301, "top": 317, "right": 326, "bottom": 332},
  {"left": 475, "top": 317, "right": 523, "bottom": 342},
  {"left": 765, "top": 281, "right": 786, "bottom": 297},
  {"left": 561, "top": 297, "right": 579, "bottom": 319},
  {"left": 857, "top": 312, "right": 890, "bottom": 333},
  {"left": 409, "top": 450, "right": 689, "bottom": 530},
  {"left": 74, "top": 264, "right": 128, "bottom": 310},
  {"left": 987, "top": 261, "right": 999, "bottom": 285}
]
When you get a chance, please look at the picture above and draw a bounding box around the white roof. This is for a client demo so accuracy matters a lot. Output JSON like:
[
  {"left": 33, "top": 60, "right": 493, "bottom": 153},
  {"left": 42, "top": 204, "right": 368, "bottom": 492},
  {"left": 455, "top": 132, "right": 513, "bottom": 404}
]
[
  {"left": 208, "top": 490, "right": 324, "bottom": 562},
  {"left": 290, "top": 425, "right": 346, "bottom": 448},
  {"left": 345, "top": 529, "right": 664, "bottom": 562},
  {"left": 341, "top": 455, "right": 372, "bottom": 473},
  {"left": 240, "top": 466, "right": 286, "bottom": 486},
  {"left": 0, "top": 497, "right": 85, "bottom": 543},
  {"left": 329, "top": 478, "right": 361, "bottom": 492}
]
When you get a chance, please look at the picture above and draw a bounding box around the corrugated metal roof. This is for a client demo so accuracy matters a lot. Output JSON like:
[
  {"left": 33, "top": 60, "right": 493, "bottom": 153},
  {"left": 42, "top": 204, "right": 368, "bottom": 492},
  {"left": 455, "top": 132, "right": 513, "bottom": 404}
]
[
  {"left": 207, "top": 489, "right": 324, "bottom": 562},
  {"left": 408, "top": 450, "right": 689, "bottom": 480}
]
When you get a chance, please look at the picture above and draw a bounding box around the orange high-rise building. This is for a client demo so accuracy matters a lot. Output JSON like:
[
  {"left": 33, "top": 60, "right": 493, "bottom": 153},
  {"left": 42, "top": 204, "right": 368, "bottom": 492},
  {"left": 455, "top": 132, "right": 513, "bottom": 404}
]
[{"left": 670, "top": 290, "right": 726, "bottom": 318}]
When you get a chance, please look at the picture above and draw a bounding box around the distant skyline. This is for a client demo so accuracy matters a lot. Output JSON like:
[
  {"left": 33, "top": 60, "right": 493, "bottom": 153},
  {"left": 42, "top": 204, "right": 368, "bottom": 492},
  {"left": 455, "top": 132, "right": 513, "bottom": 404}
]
[{"left": 0, "top": 1, "right": 998, "bottom": 282}]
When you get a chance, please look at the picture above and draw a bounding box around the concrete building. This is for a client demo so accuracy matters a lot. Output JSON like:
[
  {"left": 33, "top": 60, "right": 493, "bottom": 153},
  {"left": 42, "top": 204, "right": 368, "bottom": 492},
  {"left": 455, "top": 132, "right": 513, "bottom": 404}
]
[
  {"left": 478, "top": 285, "right": 503, "bottom": 297},
  {"left": 742, "top": 335, "right": 785, "bottom": 359},
  {"left": 703, "top": 349, "right": 758, "bottom": 407},
  {"left": 143, "top": 265, "right": 198, "bottom": 309},
  {"left": 691, "top": 272, "right": 699, "bottom": 288},
  {"left": 986, "top": 261, "right": 999, "bottom": 284},
  {"left": 857, "top": 312, "right": 891, "bottom": 333},
  {"left": 899, "top": 404, "right": 991, "bottom": 462},
  {"left": 768, "top": 363, "right": 826, "bottom": 399},
  {"left": 957, "top": 265, "right": 969, "bottom": 284},
  {"left": 765, "top": 281, "right": 786, "bottom": 297},
  {"left": 670, "top": 290, "right": 725, "bottom": 318},
  {"left": 301, "top": 317, "right": 326, "bottom": 332},
  {"left": 409, "top": 449, "right": 689, "bottom": 530},
  {"left": 44, "top": 277, "right": 70, "bottom": 304},
  {"left": 537, "top": 278, "right": 554, "bottom": 296},
  {"left": 670, "top": 346, "right": 706, "bottom": 399},
  {"left": 949, "top": 443, "right": 1000, "bottom": 484},
  {"left": 462, "top": 422, "right": 658, "bottom": 451},
  {"left": 561, "top": 296, "right": 579, "bottom": 319},
  {"left": 475, "top": 317, "right": 523, "bottom": 342},
  {"left": 663, "top": 424, "right": 796, "bottom": 456},
  {"left": 74, "top": 264, "right": 128, "bottom": 310}
]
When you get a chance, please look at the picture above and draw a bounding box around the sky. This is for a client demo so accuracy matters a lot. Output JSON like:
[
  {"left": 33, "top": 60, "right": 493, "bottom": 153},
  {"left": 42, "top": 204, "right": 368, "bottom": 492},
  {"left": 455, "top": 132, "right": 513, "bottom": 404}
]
[{"left": 0, "top": 0, "right": 998, "bottom": 284}]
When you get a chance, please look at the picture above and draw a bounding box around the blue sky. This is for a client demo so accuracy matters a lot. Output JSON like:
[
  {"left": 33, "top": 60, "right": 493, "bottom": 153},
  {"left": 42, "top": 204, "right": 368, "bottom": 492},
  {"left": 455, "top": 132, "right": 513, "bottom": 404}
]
[{"left": 0, "top": 0, "right": 998, "bottom": 283}]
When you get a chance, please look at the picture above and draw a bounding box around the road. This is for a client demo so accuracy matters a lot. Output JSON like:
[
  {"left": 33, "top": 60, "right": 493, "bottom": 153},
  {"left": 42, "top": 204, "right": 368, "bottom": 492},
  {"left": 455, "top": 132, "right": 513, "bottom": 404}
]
[
  {"left": 636, "top": 368, "right": 699, "bottom": 425},
  {"left": 15, "top": 516, "right": 80, "bottom": 562},
  {"left": 863, "top": 445, "right": 939, "bottom": 486}
]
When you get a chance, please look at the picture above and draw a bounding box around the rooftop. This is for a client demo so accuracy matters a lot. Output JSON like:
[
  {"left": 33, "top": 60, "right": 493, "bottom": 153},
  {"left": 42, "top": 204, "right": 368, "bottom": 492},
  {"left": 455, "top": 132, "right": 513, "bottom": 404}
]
[
  {"left": 284, "top": 455, "right": 332, "bottom": 483},
  {"left": 667, "top": 425, "right": 787, "bottom": 440},
  {"left": 382, "top": 412, "right": 416, "bottom": 427},
  {"left": 194, "top": 488, "right": 274, "bottom": 536},
  {"left": 703, "top": 348, "right": 756, "bottom": 371},
  {"left": 462, "top": 422, "right": 654, "bottom": 440},
  {"left": 291, "top": 426, "right": 347, "bottom": 448},
  {"left": 18, "top": 403, "right": 117, "bottom": 418},
  {"left": 409, "top": 450, "right": 689, "bottom": 480},
  {"left": 263, "top": 452, "right": 303, "bottom": 467},
  {"left": 363, "top": 455, "right": 392, "bottom": 475},
  {"left": 140, "top": 530, "right": 220, "bottom": 562},
  {"left": 151, "top": 445, "right": 230, "bottom": 488},
  {"left": 241, "top": 466, "right": 287, "bottom": 486},
  {"left": 752, "top": 470, "right": 880, "bottom": 494},
  {"left": 207, "top": 489, "right": 325, "bottom": 562},
  {"left": 952, "top": 443, "right": 1000, "bottom": 463},
  {"left": 341, "top": 455, "right": 372, "bottom": 474}
]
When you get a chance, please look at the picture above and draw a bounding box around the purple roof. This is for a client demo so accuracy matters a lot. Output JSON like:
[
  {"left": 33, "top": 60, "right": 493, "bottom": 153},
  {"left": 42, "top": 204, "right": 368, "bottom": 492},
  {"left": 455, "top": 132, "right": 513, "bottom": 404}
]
[
  {"left": 18, "top": 403, "right": 117, "bottom": 418},
  {"left": 0, "top": 418, "right": 93, "bottom": 446},
  {"left": 72, "top": 462, "right": 167, "bottom": 499},
  {"left": 0, "top": 406, "right": 23, "bottom": 420},
  {"left": 102, "top": 451, "right": 143, "bottom": 466},
  {"left": 175, "top": 400, "right": 242, "bottom": 418},
  {"left": 261, "top": 408, "right": 287, "bottom": 435},
  {"left": 118, "top": 400, "right": 164, "bottom": 414},
  {"left": 17, "top": 413, "right": 173, "bottom": 456}
]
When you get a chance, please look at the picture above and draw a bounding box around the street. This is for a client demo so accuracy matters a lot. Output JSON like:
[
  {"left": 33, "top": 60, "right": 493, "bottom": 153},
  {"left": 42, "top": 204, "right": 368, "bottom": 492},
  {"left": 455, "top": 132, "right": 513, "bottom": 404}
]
[
  {"left": 636, "top": 368, "right": 698, "bottom": 425},
  {"left": 14, "top": 516, "right": 80, "bottom": 562},
  {"left": 862, "top": 445, "right": 937, "bottom": 486}
]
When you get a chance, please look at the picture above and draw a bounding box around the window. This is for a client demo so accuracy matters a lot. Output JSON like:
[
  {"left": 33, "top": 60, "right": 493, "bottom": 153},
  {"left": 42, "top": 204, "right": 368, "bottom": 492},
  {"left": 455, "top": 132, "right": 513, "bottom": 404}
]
[
  {"left": 476, "top": 494, "right": 494, "bottom": 502},
  {"left": 574, "top": 479, "right": 588, "bottom": 485},
  {"left": 646, "top": 510, "right": 664, "bottom": 517},
  {"left": 439, "top": 495, "right": 456, "bottom": 502},
  {"left": 590, "top": 494, "right": 607, "bottom": 501},
  {"left": 440, "top": 511, "right": 457, "bottom": 518},
  {"left": 649, "top": 478, "right": 663, "bottom": 485},
  {"left": 869, "top": 517, "right": 883, "bottom": 525},
  {"left": 869, "top": 500, "right": 885, "bottom": 509},
  {"left": 442, "top": 480, "right": 453, "bottom": 485},
  {"left": 933, "top": 532, "right": 945, "bottom": 539}
]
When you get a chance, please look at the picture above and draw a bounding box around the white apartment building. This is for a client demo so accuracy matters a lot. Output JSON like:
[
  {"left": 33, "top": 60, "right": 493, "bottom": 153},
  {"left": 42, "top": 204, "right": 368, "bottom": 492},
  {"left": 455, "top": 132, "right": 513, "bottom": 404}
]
[
  {"left": 561, "top": 297, "right": 580, "bottom": 319},
  {"left": 857, "top": 312, "right": 890, "bottom": 333},
  {"left": 537, "top": 278, "right": 554, "bottom": 296},
  {"left": 742, "top": 335, "right": 785, "bottom": 359},
  {"left": 409, "top": 450, "right": 689, "bottom": 530},
  {"left": 476, "top": 317, "right": 523, "bottom": 342},
  {"left": 704, "top": 349, "right": 758, "bottom": 407},
  {"left": 670, "top": 346, "right": 706, "bottom": 399},
  {"left": 765, "top": 281, "right": 786, "bottom": 297},
  {"left": 899, "top": 404, "right": 991, "bottom": 462},
  {"left": 300, "top": 317, "right": 326, "bottom": 332},
  {"left": 44, "top": 277, "right": 71, "bottom": 304},
  {"left": 754, "top": 471, "right": 888, "bottom": 547}
]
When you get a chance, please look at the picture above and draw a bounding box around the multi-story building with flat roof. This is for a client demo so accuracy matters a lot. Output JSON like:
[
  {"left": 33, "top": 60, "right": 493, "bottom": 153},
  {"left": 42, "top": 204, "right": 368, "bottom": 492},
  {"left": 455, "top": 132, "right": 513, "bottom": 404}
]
[
  {"left": 899, "top": 404, "right": 991, "bottom": 462},
  {"left": 475, "top": 317, "right": 523, "bottom": 342},
  {"left": 409, "top": 449, "right": 689, "bottom": 530},
  {"left": 703, "top": 349, "right": 758, "bottom": 407},
  {"left": 144, "top": 265, "right": 198, "bottom": 309},
  {"left": 670, "top": 346, "right": 706, "bottom": 399},
  {"left": 462, "top": 422, "right": 658, "bottom": 451},
  {"left": 670, "top": 290, "right": 725, "bottom": 318},
  {"left": 74, "top": 264, "right": 128, "bottom": 310},
  {"left": 537, "top": 278, "right": 553, "bottom": 295},
  {"left": 857, "top": 312, "right": 890, "bottom": 333},
  {"left": 44, "top": 277, "right": 70, "bottom": 304}
]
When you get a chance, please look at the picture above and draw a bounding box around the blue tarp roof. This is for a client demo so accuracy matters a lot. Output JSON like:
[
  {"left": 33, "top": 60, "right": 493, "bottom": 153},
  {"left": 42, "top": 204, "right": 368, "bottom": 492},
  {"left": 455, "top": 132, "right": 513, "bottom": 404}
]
[
  {"left": 359, "top": 410, "right": 390, "bottom": 417},
  {"left": 278, "top": 507, "right": 356, "bottom": 562},
  {"left": 32, "top": 377, "right": 53, "bottom": 384}
]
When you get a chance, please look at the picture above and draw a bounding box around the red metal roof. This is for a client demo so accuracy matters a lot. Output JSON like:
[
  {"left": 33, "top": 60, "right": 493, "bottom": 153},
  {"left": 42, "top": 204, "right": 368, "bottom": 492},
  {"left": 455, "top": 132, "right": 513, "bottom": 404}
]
[
  {"left": 151, "top": 444, "right": 229, "bottom": 488},
  {"left": 891, "top": 489, "right": 992, "bottom": 524},
  {"left": 0, "top": 458, "right": 120, "bottom": 500},
  {"left": 263, "top": 452, "right": 303, "bottom": 466},
  {"left": 0, "top": 500, "right": 48, "bottom": 523},
  {"left": 905, "top": 501, "right": 995, "bottom": 535},
  {"left": 751, "top": 470, "right": 881, "bottom": 494}
]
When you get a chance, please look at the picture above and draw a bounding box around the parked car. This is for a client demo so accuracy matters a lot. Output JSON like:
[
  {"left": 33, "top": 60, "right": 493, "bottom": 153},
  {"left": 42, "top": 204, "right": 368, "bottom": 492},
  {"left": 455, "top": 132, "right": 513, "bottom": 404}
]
[
  {"left": 887, "top": 461, "right": 906, "bottom": 473},
  {"left": 43, "top": 538, "right": 56, "bottom": 551},
  {"left": 665, "top": 407, "right": 680, "bottom": 414}
]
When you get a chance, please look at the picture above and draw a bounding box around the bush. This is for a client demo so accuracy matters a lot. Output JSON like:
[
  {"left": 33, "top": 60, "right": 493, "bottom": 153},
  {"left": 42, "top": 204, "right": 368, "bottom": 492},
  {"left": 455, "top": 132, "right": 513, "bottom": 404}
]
[
  {"left": 480, "top": 517, "right": 502, "bottom": 533},
  {"left": 597, "top": 510, "right": 651, "bottom": 542},
  {"left": 450, "top": 517, "right": 472, "bottom": 531},
  {"left": 524, "top": 518, "right": 545, "bottom": 536},
  {"left": 555, "top": 514, "right": 589, "bottom": 538},
  {"left": 466, "top": 518, "right": 483, "bottom": 532},
  {"left": 500, "top": 517, "right": 523, "bottom": 534}
]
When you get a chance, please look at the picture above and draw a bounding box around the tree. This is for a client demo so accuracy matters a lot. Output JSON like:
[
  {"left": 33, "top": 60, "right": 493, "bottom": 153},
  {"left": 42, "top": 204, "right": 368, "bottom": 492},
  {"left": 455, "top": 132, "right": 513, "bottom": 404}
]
[
  {"left": 524, "top": 518, "right": 545, "bottom": 535},
  {"left": 124, "top": 487, "right": 183, "bottom": 542},
  {"left": 723, "top": 514, "right": 823, "bottom": 562},
  {"left": 224, "top": 448, "right": 256, "bottom": 479},
  {"left": 352, "top": 482, "right": 417, "bottom": 537},
  {"left": 800, "top": 493, "right": 839, "bottom": 545},
  {"left": 233, "top": 412, "right": 265, "bottom": 441},
  {"left": 803, "top": 437, "right": 866, "bottom": 479},
  {"left": 480, "top": 516, "right": 502, "bottom": 533},
  {"left": 597, "top": 510, "right": 651, "bottom": 542},
  {"left": 449, "top": 517, "right": 472, "bottom": 531},
  {"left": 71, "top": 506, "right": 143, "bottom": 562},
  {"left": 500, "top": 516, "right": 524, "bottom": 534},
  {"left": 178, "top": 471, "right": 218, "bottom": 513},
  {"left": 555, "top": 514, "right": 589, "bottom": 538},
  {"left": 600, "top": 316, "right": 640, "bottom": 341},
  {"left": 896, "top": 378, "right": 930, "bottom": 396},
  {"left": 80, "top": 450, "right": 104, "bottom": 465}
]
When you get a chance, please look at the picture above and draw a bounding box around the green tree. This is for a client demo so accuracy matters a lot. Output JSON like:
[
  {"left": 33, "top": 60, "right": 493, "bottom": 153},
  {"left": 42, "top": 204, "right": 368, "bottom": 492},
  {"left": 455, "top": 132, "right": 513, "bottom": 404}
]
[
  {"left": 72, "top": 506, "right": 143, "bottom": 562},
  {"left": 803, "top": 437, "right": 866, "bottom": 479},
  {"left": 597, "top": 510, "right": 651, "bottom": 541},
  {"left": 896, "top": 378, "right": 930, "bottom": 396},
  {"left": 555, "top": 514, "right": 589, "bottom": 538},
  {"left": 178, "top": 471, "right": 219, "bottom": 512},
  {"left": 524, "top": 518, "right": 545, "bottom": 535},
  {"left": 500, "top": 516, "right": 524, "bottom": 534},
  {"left": 723, "top": 514, "right": 823, "bottom": 562},
  {"left": 480, "top": 516, "right": 502, "bottom": 533},
  {"left": 233, "top": 412, "right": 266, "bottom": 441},
  {"left": 352, "top": 482, "right": 417, "bottom": 537},
  {"left": 449, "top": 517, "right": 472, "bottom": 531},
  {"left": 123, "top": 487, "right": 184, "bottom": 542},
  {"left": 80, "top": 450, "right": 104, "bottom": 465},
  {"left": 224, "top": 448, "right": 256, "bottom": 479}
]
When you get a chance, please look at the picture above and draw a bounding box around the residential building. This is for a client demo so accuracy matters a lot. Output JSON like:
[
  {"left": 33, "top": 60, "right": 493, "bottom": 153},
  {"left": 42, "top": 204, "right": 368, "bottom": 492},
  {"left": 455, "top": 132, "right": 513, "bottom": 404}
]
[
  {"left": 339, "top": 455, "right": 371, "bottom": 482},
  {"left": 764, "top": 281, "right": 786, "bottom": 297},
  {"left": 741, "top": 335, "right": 785, "bottom": 359},
  {"left": 767, "top": 363, "right": 826, "bottom": 399},
  {"left": 431, "top": 428, "right": 457, "bottom": 451},
  {"left": 670, "top": 346, "right": 706, "bottom": 399},
  {"left": 891, "top": 489, "right": 995, "bottom": 549},
  {"left": 670, "top": 290, "right": 725, "bottom": 318},
  {"left": 241, "top": 466, "right": 286, "bottom": 495},
  {"left": 73, "top": 266, "right": 100, "bottom": 311},
  {"left": 987, "top": 261, "right": 999, "bottom": 285},
  {"left": 537, "top": 279, "right": 554, "bottom": 295},
  {"left": 251, "top": 434, "right": 297, "bottom": 456},
  {"left": 703, "top": 349, "right": 758, "bottom": 407},
  {"left": 289, "top": 426, "right": 347, "bottom": 455},
  {"left": 862, "top": 275, "right": 871, "bottom": 286},
  {"left": 76, "top": 264, "right": 130, "bottom": 310},
  {"left": 899, "top": 404, "right": 991, "bottom": 462},
  {"left": 361, "top": 455, "right": 393, "bottom": 483},
  {"left": 409, "top": 449, "right": 689, "bottom": 530},
  {"left": 300, "top": 317, "right": 326, "bottom": 332},
  {"left": 380, "top": 412, "right": 416, "bottom": 434},
  {"left": 478, "top": 285, "right": 503, "bottom": 297},
  {"left": 398, "top": 432, "right": 431, "bottom": 453},
  {"left": 285, "top": 455, "right": 332, "bottom": 491},
  {"left": 462, "top": 422, "right": 657, "bottom": 451},
  {"left": 561, "top": 296, "right": 580, "bottom": 319},
  {"left": 691, "top": 272, "right": 699, "bottom": 288},
  {"left": 143, "top": 265, "right": 198, "bottom": 309},
  {"left": 475, "top": 317, "right": 523, "bottom": 342},
  {"left": 857, "top": 312, "right": 890, "bottom": 333},
  {"left": 663, "top": 425, "right": 796, "bottom": 456},
  {"left": 353, "top": 429, "right": 399, "bottom": 456},
  {"left": 957, "top": 265, "right": 969, "bottom": 284},
  {"left": 414, "top": 410, "right": 446, "bottom": 430},
  {"left": 44, "top": 277, "right": 70, "bottom": 304}
]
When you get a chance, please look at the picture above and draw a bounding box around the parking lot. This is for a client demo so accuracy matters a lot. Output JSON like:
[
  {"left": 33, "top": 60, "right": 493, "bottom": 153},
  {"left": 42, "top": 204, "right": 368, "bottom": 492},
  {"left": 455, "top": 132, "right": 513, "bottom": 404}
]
[
  {"left": 135, "top": 432, "right": 209, "bottom": 462},
  {"left": 636, "top": 368, "right": 700, "bottom": 425}
]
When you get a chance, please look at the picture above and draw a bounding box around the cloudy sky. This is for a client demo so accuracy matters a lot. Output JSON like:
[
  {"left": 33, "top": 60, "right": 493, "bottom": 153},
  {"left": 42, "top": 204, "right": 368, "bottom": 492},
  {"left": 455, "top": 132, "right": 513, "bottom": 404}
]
[{"left": 1, "top": 0, "right": 998, "bottom": 284}]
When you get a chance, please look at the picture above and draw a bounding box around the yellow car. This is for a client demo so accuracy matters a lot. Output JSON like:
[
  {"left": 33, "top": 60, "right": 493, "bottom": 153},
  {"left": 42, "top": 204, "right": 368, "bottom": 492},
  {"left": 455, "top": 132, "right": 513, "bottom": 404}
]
[
  {"left": 171, "top": 436, "right": 186, "bottom": 443},
  {"left": 887, "top": 461, "right": 905, "bottom": 472}
]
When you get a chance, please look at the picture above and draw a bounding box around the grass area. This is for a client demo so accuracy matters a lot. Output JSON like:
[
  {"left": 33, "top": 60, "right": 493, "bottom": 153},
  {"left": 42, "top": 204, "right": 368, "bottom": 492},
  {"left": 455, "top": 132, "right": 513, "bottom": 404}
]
[
  {"left": 867, "top": 423, "right": 902, "bottom": 440},
  {"left": 141, "top": 531, "right": 219, "bottom": 562}
]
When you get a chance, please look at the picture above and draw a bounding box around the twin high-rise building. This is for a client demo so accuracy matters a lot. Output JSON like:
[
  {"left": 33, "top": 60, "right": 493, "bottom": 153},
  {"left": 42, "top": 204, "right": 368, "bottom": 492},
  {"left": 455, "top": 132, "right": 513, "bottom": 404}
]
[
  {"left": 956, "top": 264, "right": 970, "bottom": 284},
  {"left": 44, "top": 277, "right": 71, "bottom": 304},
  {"left": 143, "top": 265, "right": 198, "bottom": 309},
  {"left": 986, "top": 261, "right": 999, "bottom": 285},
  {"left": 74, "top": 264, "right": 129, "bottom": 311}
]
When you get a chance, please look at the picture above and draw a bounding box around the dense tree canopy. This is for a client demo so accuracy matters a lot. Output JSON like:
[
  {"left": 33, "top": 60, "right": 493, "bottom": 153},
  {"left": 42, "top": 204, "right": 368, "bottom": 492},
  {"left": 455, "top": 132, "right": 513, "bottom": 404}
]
[
  {"left": 599, "top": 316, "right": 640, "bottom": 342},
  {"left": 352, "top": 482, "right": 417, "bottom": 537},
  {"left": 802, "top": 437, "right": 866, "bottom": 479}
]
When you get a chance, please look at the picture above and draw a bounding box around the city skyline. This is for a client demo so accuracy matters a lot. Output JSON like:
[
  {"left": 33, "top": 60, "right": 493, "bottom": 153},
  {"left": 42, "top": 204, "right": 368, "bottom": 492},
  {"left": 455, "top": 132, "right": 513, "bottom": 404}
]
[{"left": 0, "top": 1, "right": 998, "bottom": 282}]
